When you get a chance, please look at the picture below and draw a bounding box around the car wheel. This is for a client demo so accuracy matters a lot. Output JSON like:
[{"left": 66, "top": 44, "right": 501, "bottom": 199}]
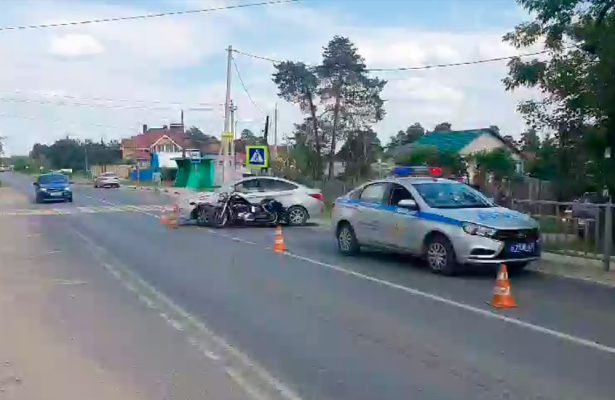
[
  {"left": 425, "top": 234, "right": 457, "bottom": 275},
  {"left": 287, "top": 206, "right": 308, "bottom": 226},
  {"left": 337, "top": 222, "right": 360, "bottom": 255},
  {"left": 68, "top": 197, "right": 73, "bottom": 203},
  {"left": 35, "top": 195, "right": 41, "bottom": 204}
]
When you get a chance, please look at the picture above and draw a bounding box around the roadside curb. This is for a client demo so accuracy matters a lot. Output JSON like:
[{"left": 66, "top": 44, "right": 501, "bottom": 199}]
[{"left": 529, "top": 261, "right": 615, "bottom": 288}]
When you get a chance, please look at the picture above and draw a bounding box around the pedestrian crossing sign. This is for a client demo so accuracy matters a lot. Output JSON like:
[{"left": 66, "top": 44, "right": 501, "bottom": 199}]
[{"left": 246, "top": 145, "right": 269, "bottom": 168}]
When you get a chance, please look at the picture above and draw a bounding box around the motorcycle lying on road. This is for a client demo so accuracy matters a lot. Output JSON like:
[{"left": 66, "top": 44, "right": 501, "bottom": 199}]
[{"left": 190, "top": 191, "right": 288, "bottom": 228}]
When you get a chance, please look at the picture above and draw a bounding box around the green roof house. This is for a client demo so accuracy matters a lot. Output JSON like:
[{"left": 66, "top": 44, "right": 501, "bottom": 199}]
[
  {"left": 394, "top": 128, "right": 524, "bottom": 182},
  {"left": 412, "top": 128, "right": 521, "bottom": 159}
]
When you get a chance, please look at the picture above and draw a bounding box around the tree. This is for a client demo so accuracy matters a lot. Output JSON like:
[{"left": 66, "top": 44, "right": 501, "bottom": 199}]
[
  {"left": 433, "top": 122, "right": 452, "bottom": 132},
  {"left": 386, "top": 122, "right": 426, "bottom": 153},
  {"left": 185, "top": 126, "right": 218, "bottom": 145},
  {"left": 337, "top": 128, "right": 382, "bottom": 180},
  {"left": 273, "top": 62, "right": 323, "bottom": 175},
  {"left": 316, "top": 36, "right": 386, "bottom": 179},
  {"left": 472, "top": 148, "right": 517, "bottom": 182},
  {"left": 239, "top": 128, "right": 260, "bottom": 144},
  {"left": 29, "top": 137, "right": 122, "bottom": 171},
  {"left": 394, "top": 145, "right": 466, "bottom": 175},
  {"left": 519, "top": 128, "right": 540, "bottom": 153},
  {"left": 503, "top": 0, "right": 615, "bottom": 195}
]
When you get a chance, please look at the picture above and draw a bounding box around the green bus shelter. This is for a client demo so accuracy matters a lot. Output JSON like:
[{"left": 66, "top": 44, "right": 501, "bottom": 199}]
[{"left": 174, "top": 157, "right": 216, "bottom": 190}]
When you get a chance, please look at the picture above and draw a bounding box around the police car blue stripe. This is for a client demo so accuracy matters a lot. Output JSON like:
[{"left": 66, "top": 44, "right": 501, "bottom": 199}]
[{"left": 335, "top": 199, "right": 464, "bottom": 227}]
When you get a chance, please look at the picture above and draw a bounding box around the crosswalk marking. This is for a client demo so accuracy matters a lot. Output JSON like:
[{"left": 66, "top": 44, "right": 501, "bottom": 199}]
[{"left": 0, "top": 204, "right": 169, "bottom": 218}]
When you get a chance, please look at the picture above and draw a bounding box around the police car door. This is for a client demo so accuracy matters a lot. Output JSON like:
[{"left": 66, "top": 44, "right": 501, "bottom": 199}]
[
  {"left": 355, "top": 182, "right": 388, "bottom": 245},
  {"left": 382, "top": 183, "right": 420, "bottom": 250}
]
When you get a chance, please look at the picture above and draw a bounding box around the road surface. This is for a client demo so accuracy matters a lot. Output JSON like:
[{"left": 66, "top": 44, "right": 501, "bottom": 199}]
[{"left": 1, "top": 171, "right": 614, "bottom": 400}]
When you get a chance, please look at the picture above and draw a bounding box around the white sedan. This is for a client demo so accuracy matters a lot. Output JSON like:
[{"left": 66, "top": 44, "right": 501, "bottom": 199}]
[{"left": 215, "top": 176, "right": 324, "bottom": 225}]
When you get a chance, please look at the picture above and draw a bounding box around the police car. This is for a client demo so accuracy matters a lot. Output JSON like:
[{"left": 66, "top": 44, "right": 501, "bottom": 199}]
[{"left": 332, "top": 166, "right": 540, "bottom": 275}]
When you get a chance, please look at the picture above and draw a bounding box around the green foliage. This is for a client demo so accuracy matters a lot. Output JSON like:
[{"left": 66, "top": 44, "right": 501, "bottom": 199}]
[
  {"left": 337, "top": 128, "right": 382, "bottom": 180},
  {"left": 433, "top": 122, "right": 452, "bottom": 132},
  {"left": 394, "top": 145, "right": 466, "bottom": 175},
  {"left": 185, "top": 126, "right": 218, "bottom": 145},
  {"left": 317, "top": 36, "right": 386, "bottom": 179},
  {"left": 272, "top": 36, "right": 386, "bottom": 181},
  {"left": 471, "top": 148, "right": 517, "bottom": 180},
  {"left": 386, "top": 123, "right": 425, "bottom": 155},
  {"left": 504, "top": 0, "right": 615, "bottom": 195},
  {"left": 29, "top": 137, "right": 122, "bottom": 172}
]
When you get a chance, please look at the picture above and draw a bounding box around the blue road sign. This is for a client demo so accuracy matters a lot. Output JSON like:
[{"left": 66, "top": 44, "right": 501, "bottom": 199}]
[{"left": 246, "top": 146, "right": 269, "bottom": 168}]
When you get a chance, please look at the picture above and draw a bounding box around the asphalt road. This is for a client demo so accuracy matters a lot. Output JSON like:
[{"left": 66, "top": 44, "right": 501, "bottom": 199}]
[{"left": 2, "top": 171, "right": 615, "bottom": 400}]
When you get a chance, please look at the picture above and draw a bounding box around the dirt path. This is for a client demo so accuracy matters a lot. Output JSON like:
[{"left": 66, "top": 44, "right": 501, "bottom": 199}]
[{"left": 0, "top": 209, "right": 147, "bottom": 400}]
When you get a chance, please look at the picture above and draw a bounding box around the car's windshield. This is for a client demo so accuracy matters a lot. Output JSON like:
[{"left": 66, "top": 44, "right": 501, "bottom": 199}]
[
  {"left": 413, "top": 182, "right": 493, "bottom": 209},
  {"left": 39, "top": 174, "right": 68, "bottom": 184}
]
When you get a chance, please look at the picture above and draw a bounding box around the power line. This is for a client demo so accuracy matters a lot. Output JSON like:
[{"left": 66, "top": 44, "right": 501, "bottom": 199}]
[
  {"left": 0, "top": 90, "right": 223, "bottom": 108},
  {"left": 232, "top": 57, "right": 266, "bottom": 114},
  {"left": 232, "top": 47, "right": 560, "bottom": 72},
  {"left": 0, "top": 0, "right": 302, "bottom": 32},
  {"left": 0, "top": 96, "right": 222, "bottom": 112}
]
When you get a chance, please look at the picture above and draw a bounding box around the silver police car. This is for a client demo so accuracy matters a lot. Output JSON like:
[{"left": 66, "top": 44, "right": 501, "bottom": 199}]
[{"left": 332, "top": 167, "right": 540, "bottom": 275}]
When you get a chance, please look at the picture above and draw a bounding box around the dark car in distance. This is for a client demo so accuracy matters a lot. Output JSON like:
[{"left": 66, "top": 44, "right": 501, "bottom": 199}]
[{"left": 34, "top": 173, "right": 73, "bottom": 203}]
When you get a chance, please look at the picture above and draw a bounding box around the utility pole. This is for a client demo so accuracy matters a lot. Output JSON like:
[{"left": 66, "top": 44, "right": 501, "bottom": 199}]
[
  {"left": 230, "top": 100, "right": 237, "bottom": 180},
  {"left": 84, "top": 144, "right": 89, "bottom": 177},
  {"left": 273, "top": 103, "right": 278, "bottom": 159},
  {"left": 220, "top": 45, "right": 234, "bottom": 185}
]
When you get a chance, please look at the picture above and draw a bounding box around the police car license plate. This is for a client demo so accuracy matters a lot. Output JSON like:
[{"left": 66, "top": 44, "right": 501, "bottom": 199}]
[{"left": 509, "top": 242, "right": 536, "bottom": 254}]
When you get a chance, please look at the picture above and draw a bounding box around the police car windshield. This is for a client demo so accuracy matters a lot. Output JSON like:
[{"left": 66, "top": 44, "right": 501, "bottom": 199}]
[{"left": 413, "top": 182, "right": 493, "bottom": 209}]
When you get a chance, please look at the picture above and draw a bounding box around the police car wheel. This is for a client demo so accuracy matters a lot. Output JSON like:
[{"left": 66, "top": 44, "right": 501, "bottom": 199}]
[
  {"left": 337, "top": 223, "right": 359, "bottom": 255},
  {"left": 426, "top": 235, "right": 457, "bottom": 275}
]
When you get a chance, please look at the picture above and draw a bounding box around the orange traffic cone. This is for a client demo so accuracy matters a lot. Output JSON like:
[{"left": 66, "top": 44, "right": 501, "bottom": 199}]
[
  {"left": 167, "top": 204, "right": 179, "bottom": 229},
  {"left": 491, "top": 264, "right": 517, "bottom": 308},
  {"left": 273, "top": 225, "right": 287, "bottom": 253},
  {"left": 159, "top": 206, "right": 170, "bottom": 225}
]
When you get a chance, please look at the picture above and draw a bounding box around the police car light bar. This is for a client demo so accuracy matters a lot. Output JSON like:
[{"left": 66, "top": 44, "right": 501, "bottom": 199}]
[{"left": 391, "top": 166, "right": 443, "bottom": 178}]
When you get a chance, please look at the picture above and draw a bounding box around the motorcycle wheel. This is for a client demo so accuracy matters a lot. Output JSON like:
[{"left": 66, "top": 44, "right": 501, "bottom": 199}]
[{"left": 212, "top": 209, "right": 230, "bottom": 228}]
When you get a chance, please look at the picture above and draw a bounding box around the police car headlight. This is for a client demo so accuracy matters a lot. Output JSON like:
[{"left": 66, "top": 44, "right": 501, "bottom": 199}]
[{"left": 462, "top": 222, "right": 496, "bottom": 238}]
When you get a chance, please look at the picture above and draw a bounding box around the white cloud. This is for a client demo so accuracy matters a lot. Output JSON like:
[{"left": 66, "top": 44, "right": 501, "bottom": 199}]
[
  {"left": 0, "top": 0, "right": 541, "bottom": 154},
  {"left": 49, "top": 33, "right": 104, "bottom": 57}
]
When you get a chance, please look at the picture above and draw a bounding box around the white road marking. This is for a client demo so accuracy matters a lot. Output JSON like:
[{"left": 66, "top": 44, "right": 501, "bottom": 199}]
[
  {"left": 226, "top": 367, "right": 270, "bottom": 400},
  {"left": 71, "top": 227, "right": 302, "bottom": 400},
  {"left": 51, "top": 208, "right": 615, "bottom": 357},
  {"left": 280, "top": 251, "right": 615, "bottom": 356}
]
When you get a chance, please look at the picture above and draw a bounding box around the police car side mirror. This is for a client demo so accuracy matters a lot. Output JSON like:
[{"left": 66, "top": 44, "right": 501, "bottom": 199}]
[{"left": 397, "top": 199, "right": 418, "bottom": 210}]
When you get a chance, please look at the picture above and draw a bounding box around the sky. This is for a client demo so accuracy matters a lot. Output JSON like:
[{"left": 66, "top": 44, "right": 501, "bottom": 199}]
[{"left": 0, "top": 0, "right": 542, "bottom": 155}]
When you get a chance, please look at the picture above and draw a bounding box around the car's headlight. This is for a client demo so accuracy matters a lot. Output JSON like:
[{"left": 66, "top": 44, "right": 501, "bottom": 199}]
[
  {"left": 64, "top": 187, "right": 72, "bottom": 192},
  {"left": 462, "top": 222, "right": 496, "bottom": 238},
  {"left": 40, "top": 187, "right": 47, "bottom": 192}
]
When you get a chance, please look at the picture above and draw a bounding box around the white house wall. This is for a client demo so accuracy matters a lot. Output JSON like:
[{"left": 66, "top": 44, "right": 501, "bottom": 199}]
[{"left": 459, "top": 133, "right": 521, "bottom": 161}]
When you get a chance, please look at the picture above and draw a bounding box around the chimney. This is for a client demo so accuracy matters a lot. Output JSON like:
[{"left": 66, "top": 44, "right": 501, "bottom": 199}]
[{"left": 142, "top": 124, "right": 148, "bottom": 133}]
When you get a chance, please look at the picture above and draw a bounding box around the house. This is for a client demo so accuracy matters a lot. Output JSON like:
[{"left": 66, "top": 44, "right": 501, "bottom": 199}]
[
  {"left": 121, "top": 123, "right": 190, "bottom": 168},
  {"left": 406, "top": 128, "right": 524, "bottom": 181}
]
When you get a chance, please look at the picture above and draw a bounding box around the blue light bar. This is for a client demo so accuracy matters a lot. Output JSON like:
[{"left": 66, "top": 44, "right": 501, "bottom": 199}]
[{"left": 391, "top": 166, "right": 442, "bottom": 178}]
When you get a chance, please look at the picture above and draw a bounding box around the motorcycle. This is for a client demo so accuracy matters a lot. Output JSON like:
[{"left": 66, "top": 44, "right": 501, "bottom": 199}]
[{"left": 191, "top": 191, "right": 287, "bottom": 228}]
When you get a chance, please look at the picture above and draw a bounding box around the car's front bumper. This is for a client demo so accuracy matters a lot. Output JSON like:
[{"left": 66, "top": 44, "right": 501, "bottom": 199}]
[
  {"left": 453, "top": 234, "right": 541, "bottom": 265},
  {"left": 38, "top": 191, "right": 72, "bottom": 201}
]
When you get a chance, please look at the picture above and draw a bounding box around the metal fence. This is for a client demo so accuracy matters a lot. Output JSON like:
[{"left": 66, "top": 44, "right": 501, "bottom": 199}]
[{"left": 512, "top": 199, "right": 613, "bottom": 271}]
